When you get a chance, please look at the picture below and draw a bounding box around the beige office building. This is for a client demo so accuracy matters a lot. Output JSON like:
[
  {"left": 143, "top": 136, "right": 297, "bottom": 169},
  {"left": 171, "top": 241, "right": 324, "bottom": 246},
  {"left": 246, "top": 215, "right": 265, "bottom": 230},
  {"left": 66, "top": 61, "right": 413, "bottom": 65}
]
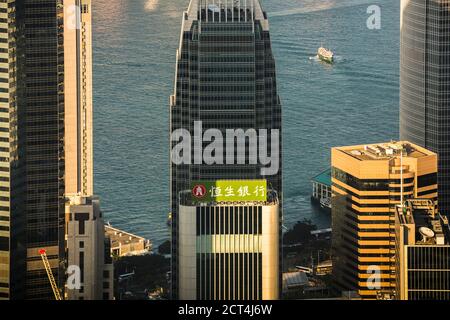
[
  {"left": 331, "top": 141, "right": 437, "bottom": 299},
  {"left": 395, "top": 199, "right": 450, "bottom": 300},
  {"left": 178, "top": 192, "right": 280, "bottom": 300},
  {"left": 66, "top": 196, "right": 114, "bottom": 300},
  {"left": 64, "top": 0, "right": 93, "bottom": 197},
  {"left": 63, "top": 1, "right": 113, "bottom": 300}
]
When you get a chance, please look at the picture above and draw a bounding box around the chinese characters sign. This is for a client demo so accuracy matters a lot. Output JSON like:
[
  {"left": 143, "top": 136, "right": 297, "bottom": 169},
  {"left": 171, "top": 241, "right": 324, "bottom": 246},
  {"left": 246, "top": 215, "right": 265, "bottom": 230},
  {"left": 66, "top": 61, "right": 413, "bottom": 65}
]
[{"left": 191, "top": 180, "right": 267, "bottom": 203}]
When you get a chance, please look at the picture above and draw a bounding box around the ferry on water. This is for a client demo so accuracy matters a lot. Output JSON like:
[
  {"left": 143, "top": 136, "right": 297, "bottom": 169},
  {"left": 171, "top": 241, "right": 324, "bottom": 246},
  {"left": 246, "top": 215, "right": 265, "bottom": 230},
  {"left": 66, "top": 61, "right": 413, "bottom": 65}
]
[{"left": 317, "top": 47, "right": 334, "bottom": 64}]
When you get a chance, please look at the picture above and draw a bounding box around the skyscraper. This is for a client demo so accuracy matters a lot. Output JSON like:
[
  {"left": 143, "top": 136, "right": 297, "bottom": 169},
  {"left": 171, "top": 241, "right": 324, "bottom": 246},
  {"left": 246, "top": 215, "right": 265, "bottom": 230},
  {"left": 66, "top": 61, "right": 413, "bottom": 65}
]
[
  {"left": 400, "top": 0, "right": 450, "bottom": 216},
  {"left": 62, "top": 0, "right": 113, "bottom": 300},
  {"left": 331, "top": 141, "right": 437, "bottom": 299},
  {"left": 0, "top": 0, "right": 16, "bottom": 301},
  {"left": 395, "top": 199, "right": 450, "bottom": 300},
  {"left": 64, "top": 0, "right": 94, "bottom": 198},
  {"left": 1, "top": 0, "right": 106, "bottom": 300},
  {"left": 11, "top": 0, "right": 66, "bottom": 300},
  {"left": 170, "top": 0, "right": 282, "bottom": 300}
]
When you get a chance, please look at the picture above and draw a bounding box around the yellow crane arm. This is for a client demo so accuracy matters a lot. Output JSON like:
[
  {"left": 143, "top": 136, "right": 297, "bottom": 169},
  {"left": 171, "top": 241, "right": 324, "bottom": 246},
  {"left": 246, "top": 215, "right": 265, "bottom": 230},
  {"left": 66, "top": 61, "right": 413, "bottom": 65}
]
[{"left": 39, "top": 249, "right": 62, "bottom": 300}]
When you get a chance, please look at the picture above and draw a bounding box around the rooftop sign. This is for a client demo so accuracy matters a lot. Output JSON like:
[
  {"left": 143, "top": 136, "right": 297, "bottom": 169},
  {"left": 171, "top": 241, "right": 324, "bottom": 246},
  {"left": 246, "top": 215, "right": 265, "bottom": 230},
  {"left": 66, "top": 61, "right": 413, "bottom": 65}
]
[{"left": 191, "top": 180, "right": 267, "bottom": 203}]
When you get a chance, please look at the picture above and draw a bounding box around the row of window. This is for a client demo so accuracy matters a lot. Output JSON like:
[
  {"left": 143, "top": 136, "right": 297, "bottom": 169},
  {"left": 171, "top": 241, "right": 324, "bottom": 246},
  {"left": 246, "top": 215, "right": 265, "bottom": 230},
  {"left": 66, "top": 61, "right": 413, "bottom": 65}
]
[{"left": 196, "top": 206, "right": 262, "bottom": 235}]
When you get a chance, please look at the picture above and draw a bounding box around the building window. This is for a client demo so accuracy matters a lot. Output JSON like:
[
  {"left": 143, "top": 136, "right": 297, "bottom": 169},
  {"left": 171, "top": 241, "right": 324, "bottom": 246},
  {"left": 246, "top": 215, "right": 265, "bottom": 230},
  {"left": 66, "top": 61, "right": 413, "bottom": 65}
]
[
  {"left": 79, "top": 241, "right": 84, "bottom": 249},
  {"left": 75, "top": 212, "right": 90, "bottom": 235},
  {"left": 79, "top": 252, "right": 84, "bottom": 283}
]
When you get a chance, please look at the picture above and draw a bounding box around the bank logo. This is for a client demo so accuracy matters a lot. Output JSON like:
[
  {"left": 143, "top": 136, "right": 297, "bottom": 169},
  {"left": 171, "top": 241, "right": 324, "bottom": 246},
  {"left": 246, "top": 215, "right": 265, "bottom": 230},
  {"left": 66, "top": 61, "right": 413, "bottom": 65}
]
[{"left": 192, "top": 184, "right": 207, "bottom": 199}]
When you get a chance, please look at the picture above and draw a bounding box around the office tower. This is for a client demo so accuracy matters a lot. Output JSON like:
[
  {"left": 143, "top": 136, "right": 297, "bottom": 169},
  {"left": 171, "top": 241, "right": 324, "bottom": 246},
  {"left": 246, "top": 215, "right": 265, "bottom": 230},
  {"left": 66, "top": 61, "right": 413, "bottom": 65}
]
[
  {"left": 0, "top": 0, "right": 15, "bottom": 300},
  {"left": 170, "top": 0, "right": 282, "bottom": 300},
  {"left": 66, "top": 196, "right": 114, "bottom": 300},
  {"left": 64, "top": 0, "right": 94, "bottom": 197},
  {"left": 400, "top": 0, "right": 450, "bottom": 216},
  {"left": 3, "top": 0, "right": 108, "bottom": 300},
  {"left": 63, "top": 0, "right": 113, "bottom": 300},
  {"left": 395, "top": 199, "right": 450, "bottom": 300},
  {"left": 10, "top": 0, "right": 66, "bottom": 300},
  {"left": 331, "top": 141, "right": 437, "bottom": 299}
]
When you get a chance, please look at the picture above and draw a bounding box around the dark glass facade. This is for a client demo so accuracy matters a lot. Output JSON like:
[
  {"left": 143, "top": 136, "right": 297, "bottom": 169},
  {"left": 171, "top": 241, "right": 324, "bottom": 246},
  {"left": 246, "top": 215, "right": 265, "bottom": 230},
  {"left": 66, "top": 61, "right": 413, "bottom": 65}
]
[
  {"left": 0, "top": 0, "right": 15, "bottom": 300},
  {"left": 400, "top": 0, "right": 450, "bottom": 216},
  {"left": 406, "top": 246, "right": 450, "bottom": 300},
  {"left": 10, "top": 0, "right": 65, "bottom": 299},
  {"left": 170, "top": 0, "right": 282, "bottom": 299}
]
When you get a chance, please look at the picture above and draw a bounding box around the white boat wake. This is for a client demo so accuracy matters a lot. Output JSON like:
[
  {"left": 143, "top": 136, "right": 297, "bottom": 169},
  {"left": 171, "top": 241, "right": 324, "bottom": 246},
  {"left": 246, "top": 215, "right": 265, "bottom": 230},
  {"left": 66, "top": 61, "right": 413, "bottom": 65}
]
[
  {"left": 309, "top": 55, "right": 344, "bottom": 63},
  {"left": 145, "top": 0, "right": 159, "bottom": 12}
]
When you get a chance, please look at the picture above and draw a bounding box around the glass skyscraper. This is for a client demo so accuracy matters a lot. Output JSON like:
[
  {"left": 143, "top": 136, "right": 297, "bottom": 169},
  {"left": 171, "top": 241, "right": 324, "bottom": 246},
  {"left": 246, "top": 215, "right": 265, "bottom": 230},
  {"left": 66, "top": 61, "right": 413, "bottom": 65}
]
[
  {"left": 1, "top": 0, "right": 95, "bottom": 300},
  {"left": 170, "top": 0, "right": 282, "bottom": 300},
  {"left": 400, "top": 0, "right": 450, "bottom": 216},
  {"left": 12, "top": 0, "right": 66, "bottom": 299},
  {"left": 0, "top": 0, "right": 15, "bottom": 301}
]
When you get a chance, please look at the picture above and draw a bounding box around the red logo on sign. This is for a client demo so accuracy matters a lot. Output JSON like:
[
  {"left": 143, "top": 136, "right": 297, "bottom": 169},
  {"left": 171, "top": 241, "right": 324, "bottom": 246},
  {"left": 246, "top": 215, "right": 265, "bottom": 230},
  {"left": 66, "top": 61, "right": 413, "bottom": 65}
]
[{"left": 192, "top": 184, "right": 207, "bottom": 199}]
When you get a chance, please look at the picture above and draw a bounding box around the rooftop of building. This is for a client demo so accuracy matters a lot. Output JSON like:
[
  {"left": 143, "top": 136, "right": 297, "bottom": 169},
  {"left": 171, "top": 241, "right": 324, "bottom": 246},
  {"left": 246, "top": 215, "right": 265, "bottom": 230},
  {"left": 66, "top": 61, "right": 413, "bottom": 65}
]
[
  {"left": 335, "top": 141, "right": 436, "bottom": 161},
  {"left": 105, "top": 224, "right": 152, "bottom": 256},
  {"left": 311, "top": 168, "right": 331, "bottom": 186},
  {"left": 282, "top": 271, "right": 309, "bottom": 291},
  {"left": 397, "top": 199, "right": 450, "bottom": 246},
  {"left": 183, "top": 0, "right": 268, "bottom": 31}
]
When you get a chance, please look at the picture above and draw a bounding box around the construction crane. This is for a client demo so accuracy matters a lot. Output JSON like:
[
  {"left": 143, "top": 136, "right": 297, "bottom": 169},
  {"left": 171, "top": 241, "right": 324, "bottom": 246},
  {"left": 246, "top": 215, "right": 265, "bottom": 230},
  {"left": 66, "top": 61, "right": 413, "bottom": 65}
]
[{"left": 38, "top": 249, "right": 62, "bottom": 300}]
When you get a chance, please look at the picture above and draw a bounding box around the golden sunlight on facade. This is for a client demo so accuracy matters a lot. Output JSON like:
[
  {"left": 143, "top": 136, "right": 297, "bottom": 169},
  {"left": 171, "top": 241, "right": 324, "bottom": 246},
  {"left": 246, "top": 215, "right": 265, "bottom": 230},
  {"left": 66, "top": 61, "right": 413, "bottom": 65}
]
[{"left": 331, "top": 141, "right": 437, "bottom": 299}]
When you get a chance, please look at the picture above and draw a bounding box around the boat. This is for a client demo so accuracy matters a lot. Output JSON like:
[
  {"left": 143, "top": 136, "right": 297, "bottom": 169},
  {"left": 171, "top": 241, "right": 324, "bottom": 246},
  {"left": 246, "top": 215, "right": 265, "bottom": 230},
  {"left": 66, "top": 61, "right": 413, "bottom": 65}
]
[{"left": 317, "top": 47, "right": 334, "bottom": 64}]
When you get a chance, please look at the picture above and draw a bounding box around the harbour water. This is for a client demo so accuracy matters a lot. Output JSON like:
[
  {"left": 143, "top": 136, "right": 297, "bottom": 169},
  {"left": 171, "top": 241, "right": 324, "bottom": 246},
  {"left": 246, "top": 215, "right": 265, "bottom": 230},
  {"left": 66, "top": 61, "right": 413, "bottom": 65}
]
[{"left": 92, "top": 0, "right": 399, "bottom": 245}]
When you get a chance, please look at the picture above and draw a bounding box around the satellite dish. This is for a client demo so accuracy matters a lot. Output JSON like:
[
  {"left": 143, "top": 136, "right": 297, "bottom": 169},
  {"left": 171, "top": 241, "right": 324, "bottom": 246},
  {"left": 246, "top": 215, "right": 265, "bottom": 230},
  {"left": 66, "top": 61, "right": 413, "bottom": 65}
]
[{"left": 419, "top": 227, "right": 435, "bottom": 242}]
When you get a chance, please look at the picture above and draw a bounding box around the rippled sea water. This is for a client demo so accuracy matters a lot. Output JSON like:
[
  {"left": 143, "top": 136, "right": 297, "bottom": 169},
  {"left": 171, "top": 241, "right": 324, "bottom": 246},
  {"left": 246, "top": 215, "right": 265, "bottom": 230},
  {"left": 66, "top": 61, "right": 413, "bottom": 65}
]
[{"left": 92, "top": 0, "right": 400, "bottom": 245}]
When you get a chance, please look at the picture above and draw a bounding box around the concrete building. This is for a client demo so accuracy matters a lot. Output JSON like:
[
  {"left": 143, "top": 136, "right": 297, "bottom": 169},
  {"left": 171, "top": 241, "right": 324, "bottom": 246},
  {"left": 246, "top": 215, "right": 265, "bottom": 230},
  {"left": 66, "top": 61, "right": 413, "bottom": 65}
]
[
  {"left": 400, "top": 0, "right": 450, "bottom": 217},
  {"left": 66, "top": 196, "right": 113, "bottom": 300},
  {"left": 170, "top": 0, "right": 282, "bottom": 299},
  {"left": 63, "top": 0, "right": 113, "bottom": 300},
  {"left": 331, "top": 141, "right": 437, "bottom": 299},
  {"left": 177, "top": 190, "right": 279, "bottom": 300},
  {"left": 64, "top": 0, "right": 94, "bottom": 197},
  {"left": 395, "top": 199, "right": 450, "bottom": 300}
]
